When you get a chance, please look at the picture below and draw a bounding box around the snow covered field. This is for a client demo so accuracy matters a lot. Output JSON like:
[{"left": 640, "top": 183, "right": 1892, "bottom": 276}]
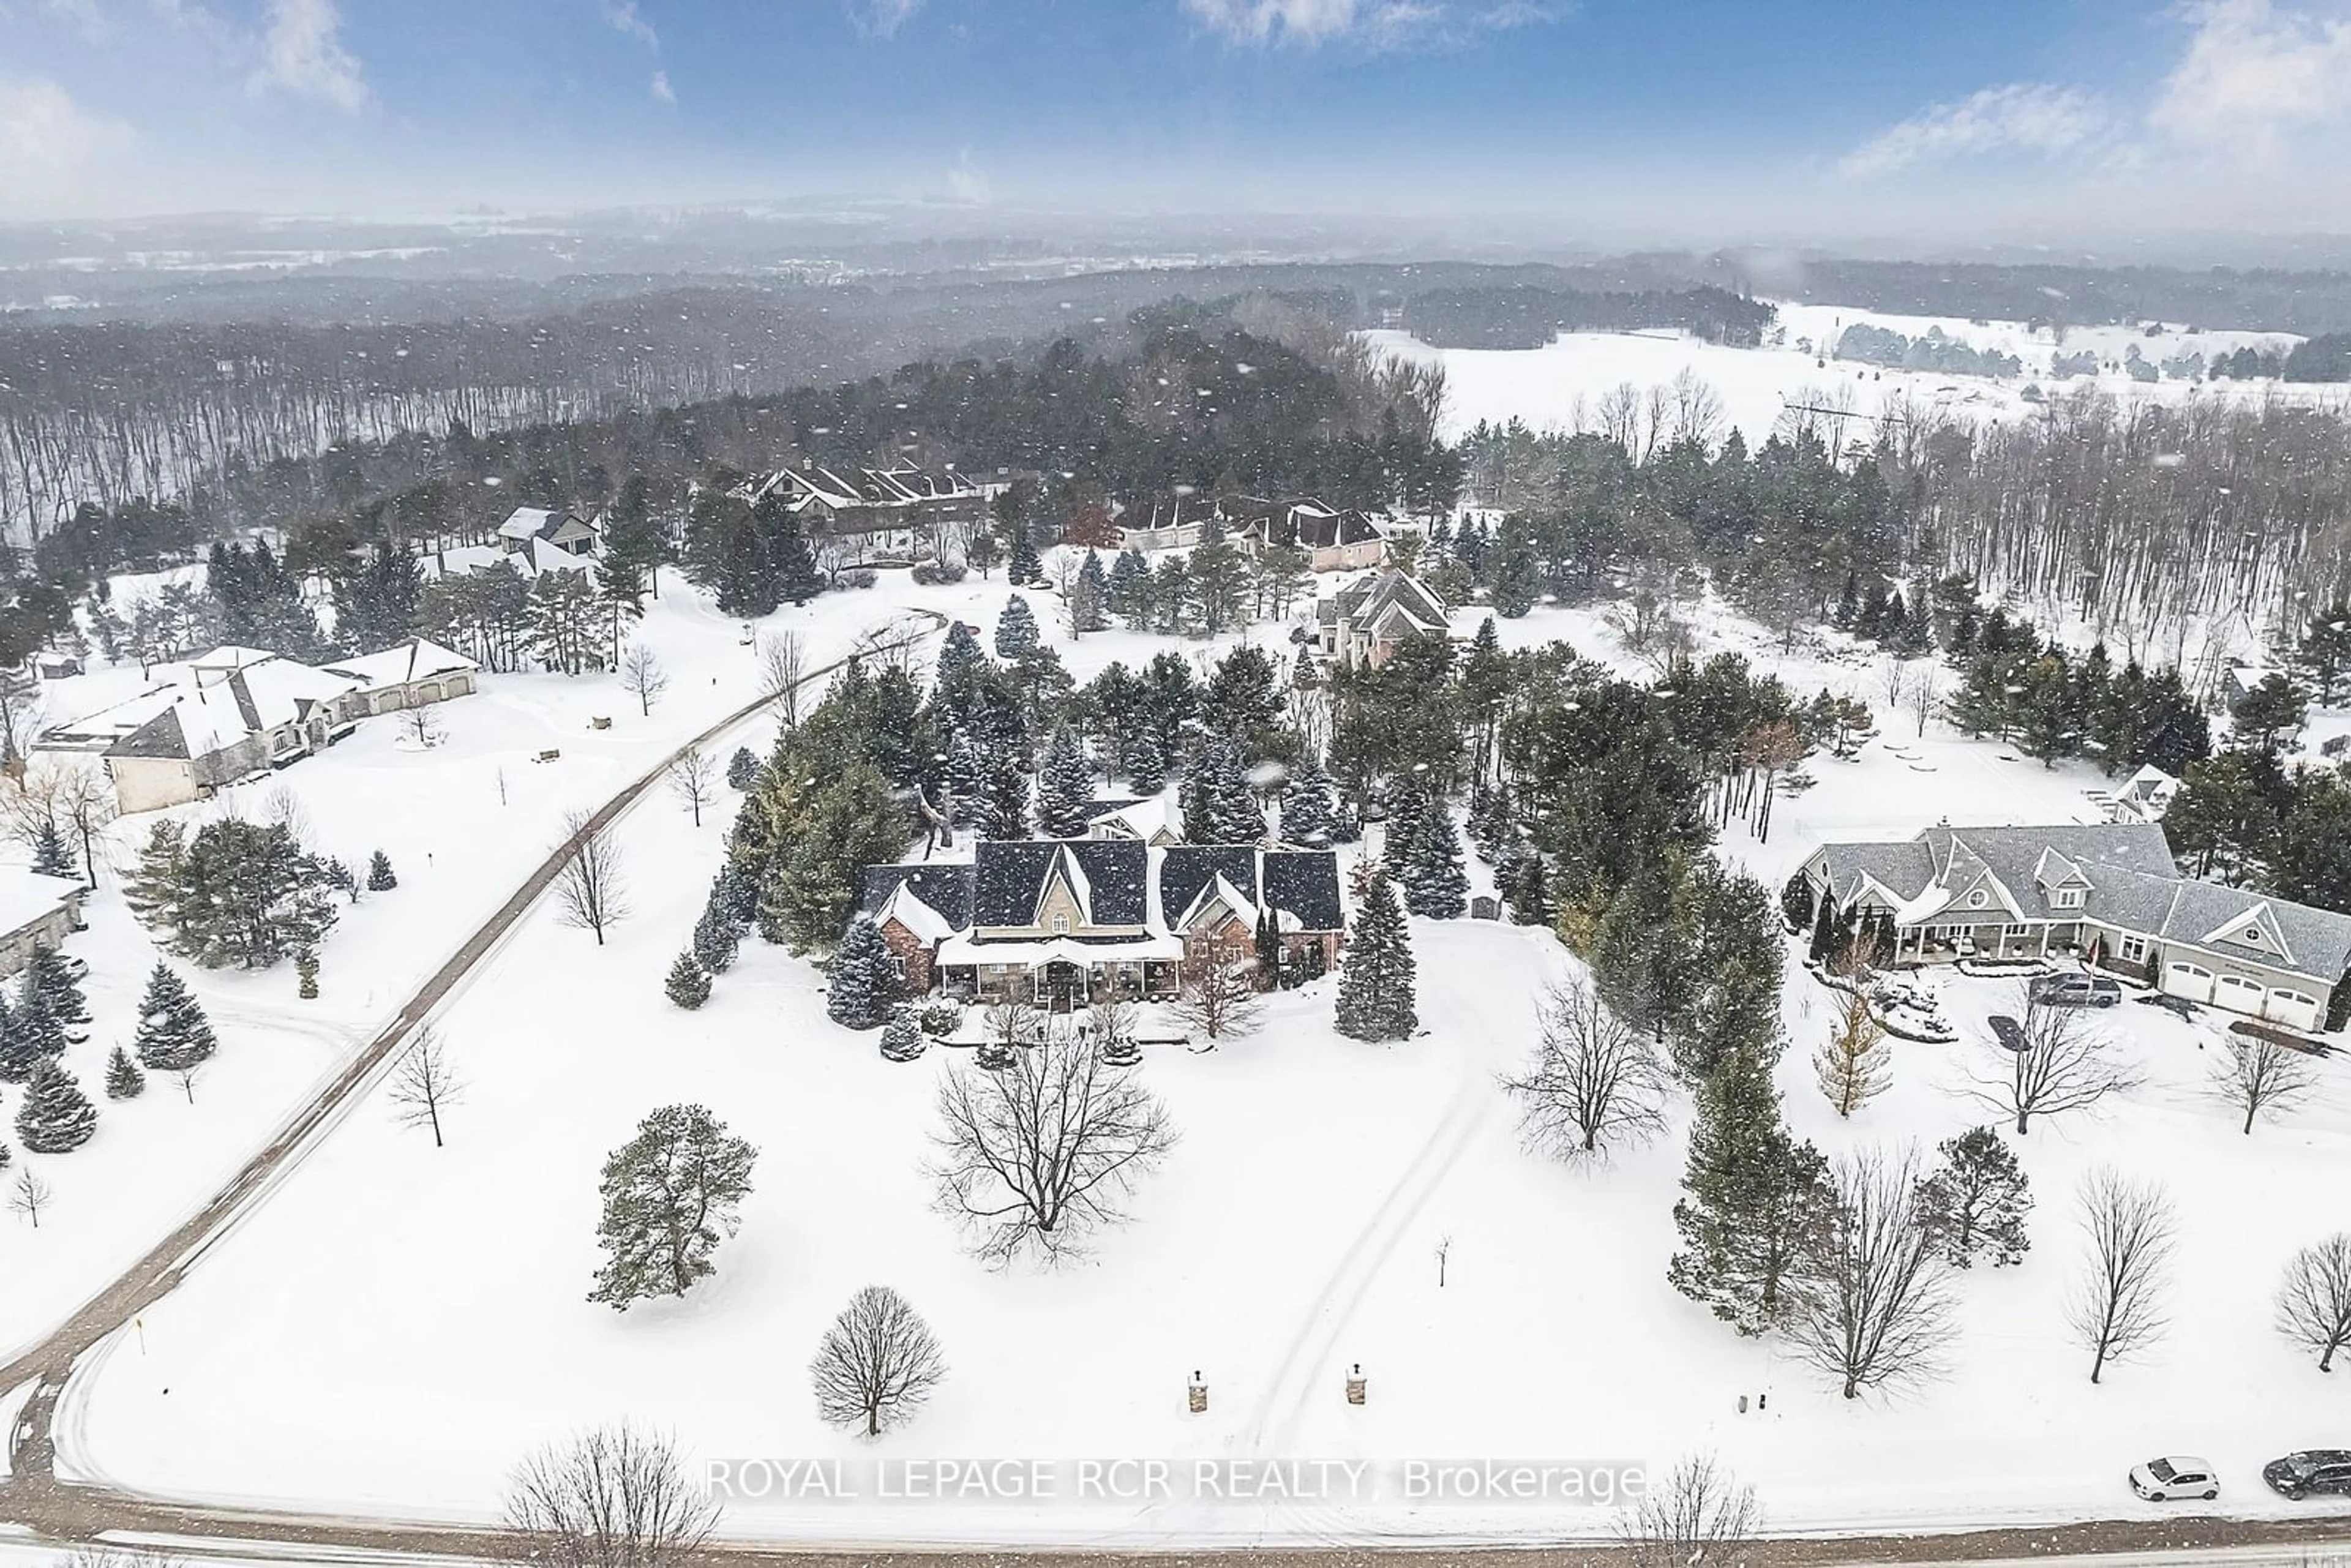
[
  {"left": 0, "top": 576, "right": 940, "bottom": 1365},
  {"left": 39, "top": 573, "right": 2351, "bottom": 1547},
  {"left": 1370, "top": 300, "right": 2333, "bottom": 454}
]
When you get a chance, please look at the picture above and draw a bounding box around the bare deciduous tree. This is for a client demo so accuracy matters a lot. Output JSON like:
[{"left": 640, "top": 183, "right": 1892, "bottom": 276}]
[
  {"left": 1815, "top": 978, "right": 1892, "bottom": 1119},
  {"left": 1172, "top": 938, "right": 1261, "bottom": 1043},
  {"left": 757, "top": 629, "right": 806, "bottom": 726},
  {"left": 2207, "top": 1032, "right": 2318, "bottom": 1136},
  {"left": 931, "top": 1029, "right": 1177, "bottom": 1266},
  {"left": 404, "top": 703, "right": 448, "bottom": 748},
  {"left": 501, "top": 1421, "right": 719, "bottom": 1568},
  {"left": 1501, "top": 980, "right": 1669, "bottom": 1161},
  {"left": 1878, "top": 655, "right": 1910, "bottom": 708},
  {"left": 1434, "top": 1233, "right": 1452, "bottom": 1286},
  {"left": 2068, "top": 1168, "right": 2177, "bottom": 1384},
  {"left": 667, "top": 746, "right": 718, "bottom": 828},
  {"left": 9, "top": 1166, "right": 51, "bottom": 1229},
  {"left": 1908, "top": 669, "right": 1943, "bottom": 738},
  {"left": 618, "top": 643, "right": 668, "bottom": 716},
  {"left": 1617, "top": 1452, "right": 1760, "bottom": 1568},
  {"left": 2276, "top": 1233, "right": 2351, "bottom": 1372},
  {"left": 1791, "top": 1146, "right": 1957, "bottom": 1400},
  {"left": 553, "top": 809, "right": 628, "bottom": 945},
  {"left": 809, "top": 1285, "right": 948, "bottom": 1437},
  {"left": 1967, "top": 988, "right": 2142, "bottom": 1135},
  {"left": 388, "top": 1026, "right": 465, "bottom": 1147}
]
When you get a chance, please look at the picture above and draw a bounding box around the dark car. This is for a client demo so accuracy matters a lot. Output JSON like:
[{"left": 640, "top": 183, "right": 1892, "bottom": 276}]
[
  {"left": 2263, "top": 1451, "right": 2351, "bottom": 1499},
  {"left": 2030, "top": 973, "right": 2122, "bottom": 1007}
]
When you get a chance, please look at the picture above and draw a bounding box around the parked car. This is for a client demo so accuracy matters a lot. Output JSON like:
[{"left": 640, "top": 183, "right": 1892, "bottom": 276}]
[
  {"left": 2264, "top": 1451, "right": 2351, "bottom": 1499},
  {"left": 2031, "top": 973, "right": 2122, "bottom": 1008},
  {"left": 2129, "top": 1456, "right": 2218, "bottom": 1501}
]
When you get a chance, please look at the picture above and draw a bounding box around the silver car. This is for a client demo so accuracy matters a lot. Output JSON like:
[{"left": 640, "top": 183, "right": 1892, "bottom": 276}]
[{"left": 2129, "top": 1455, "right": 2218, "bottom": 1501}]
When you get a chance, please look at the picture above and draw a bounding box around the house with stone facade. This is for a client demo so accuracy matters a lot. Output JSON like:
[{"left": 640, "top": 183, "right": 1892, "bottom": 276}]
[
  {"left": 1799, "top": 820, "right": 2351, "bottom": 1033},
  {"left": 1316, "top": 568, "right": 1450, "bottom": 668},
  {"left": 861, "top": 839, "right": 1344, "bottom": 1008}
]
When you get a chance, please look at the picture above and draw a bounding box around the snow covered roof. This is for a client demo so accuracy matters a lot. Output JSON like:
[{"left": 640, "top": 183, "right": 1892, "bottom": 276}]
[
  {"left": 972, "top": 840, "right": 1149, "bottom": 929},
  {"left": 1086, "top": 794, "right": 1183, "bottom": 842},
  {"left": 498, "top": 506, "right": 563, "bottom": 541},
  {"left": 937, "top": 933, "right": 1183, "bottom": 966},
  {"left": 322, "top": 637, "right": 479, "bottom": 691},
  {"left": 0, "top": 868, "right": 82, "bottom": 938},
  {"left": 186, "top": 645, "right": 279, "bottom": 675},
  {"left": 879, "top": 882, "right": 960, "bottom": 944},
  {"left": 860, "top": 863, "right": 977, "bottom": 931},
  {"left": 228, "top": 658, "right": 362, "bottom": 730}
]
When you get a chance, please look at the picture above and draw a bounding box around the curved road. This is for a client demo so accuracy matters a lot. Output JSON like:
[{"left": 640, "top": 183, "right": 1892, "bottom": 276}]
[
  {"left": 0, "top": 612, "right": 941, "bottom": 1529},
  {"left": 6, "top": 607, "right": 2351, "bottom": 1568}
]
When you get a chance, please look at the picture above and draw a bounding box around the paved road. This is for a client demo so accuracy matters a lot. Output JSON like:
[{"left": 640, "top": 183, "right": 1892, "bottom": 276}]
[
  {"left": 6, "top": 604, "right": 2351, "bottom": 1567},
  {"left": 0, "top": 613, "right": 940, "bottom": 1532}
]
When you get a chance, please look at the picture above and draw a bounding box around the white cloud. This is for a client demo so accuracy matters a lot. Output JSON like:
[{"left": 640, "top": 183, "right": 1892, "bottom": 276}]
[
  {"left": 850, "top": 0, "right": 922, "bottom": 37},
  {"left": 247, "top": 0, "right": 367, "bottom": 112},
  {"left": 2149, "top": 0, "right": 2351, "bottom": 160},
  {"left": 1840, "top": 82, "right": 2107, "bottom": 178},
  {"left": 603, "top": 0, "right": 658, "bottom": 50},
  {"left": 0, "top": 77, "right": 136, "bottom": 211},
  {"left": 1178, "top": 0, "right": 1559, "bottom": 49},
  {"left": 649, "top": 68, "right": 674, "bottom": 103},
  {"left": 947, "top": 149, "right": 988, "bottom": 204}
]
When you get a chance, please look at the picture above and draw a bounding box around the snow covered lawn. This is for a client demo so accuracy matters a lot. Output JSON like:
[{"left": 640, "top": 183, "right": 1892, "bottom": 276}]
[{"left": 0, "top": 578, "right": 938, "bottom": 1365}]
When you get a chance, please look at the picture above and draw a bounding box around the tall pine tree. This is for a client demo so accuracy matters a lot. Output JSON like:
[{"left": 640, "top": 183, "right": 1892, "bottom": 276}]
[
  {"left": 1036, "top": 724, "right": 1096, "bottom": 838},
  {"left": 1335, "top": 872, "right": 1417, "bottom": 1041},
  {"left": 16, "top": 1057, "right": 96, "bottom": 1153},
  {"left": 133, "top": 962, "right": 219, "bottom": 1078},
  {"left": 827, "top": 917, "right": 899, "bottom": 1030}
]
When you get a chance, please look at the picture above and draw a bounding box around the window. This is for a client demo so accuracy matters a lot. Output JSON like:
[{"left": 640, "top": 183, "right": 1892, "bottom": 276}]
[
  {"left": 2003, "top": 923, "right": 2031, "bottom": 939},
  {"left": 2242, "top": 926, "right": 2263, "bottom": 945},
  {"left": 1968, "top": 889, "right": 1989, "bottom": 909},
  {"left": 2053, "top": 887, "right": 2083, "bottom": 909},
  {"left": 2120, "top": 935, "right": 2147, "bottom": 963},
  {"left": 1051, "top": 913, "right": 1071, "bottom": 935}
]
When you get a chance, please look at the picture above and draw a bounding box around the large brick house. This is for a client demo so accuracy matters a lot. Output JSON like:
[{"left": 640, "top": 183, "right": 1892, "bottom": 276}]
[
  {"left": 1799, "top": 821, "right": 2351, "bottom": 1033},
  {"left": 861, "top": 839, "right": 1345, "bottom": 1008},
  {"left": 743, "top": 463, "right": 987, "bottom": 562}
]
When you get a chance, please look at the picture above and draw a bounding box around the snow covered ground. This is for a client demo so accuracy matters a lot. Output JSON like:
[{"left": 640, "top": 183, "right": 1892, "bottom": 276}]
[
  {"left": 41, "top": 569, "right": 2351, "bottom": 1546},
  {"left": 1369, "top": 299, "right": 2334, "bottom": 454},
  {"left": 0, "top": 576, "right": 941, "bottom": 1366}
]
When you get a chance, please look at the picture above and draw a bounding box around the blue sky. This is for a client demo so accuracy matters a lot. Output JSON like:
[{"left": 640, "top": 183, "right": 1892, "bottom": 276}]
[{"left": 2, "top": 0, "right": 2348, "bottom": 240}]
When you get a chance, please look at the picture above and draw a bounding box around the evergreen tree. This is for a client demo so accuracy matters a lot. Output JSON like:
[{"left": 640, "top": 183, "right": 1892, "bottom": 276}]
[
  {"left": 1188, "top": 512, "right": 1250, "bottom": 632},
  {"left": 29, "top": 819, "right": 73, "bottom": 880},
  {"left": 367, "top": 850, "right": 398, "bottom": 891},
  {"left": 1914, "top": 1125, "right": 2033, "bottom": 1269},
  {"left": 1508, "top": 852, "right": 1554, "bottom": 926},
  {"left": 692, "top": 885, "right": 743, "bottom": 973},
  {"left": 1199, "top": 740, "right": 1266, "bottom": 844},
  {"left": 0, "top": 973, "right": 64, "bottom": 1082},
  {"left": 665, "top": 951, "right": 712, "bottom": 1010},
  {"left": 296, "top": 947, "right": 320, "bottom": 999},
  {"left": 1667, "top": 1048, "right": 1829, "bottom": 1335},
  {"left": 1108, "top": 549, "right": 1151, "bottom": 623},
  {"left": 104, "top": 1043, "right": 146, "bottom": 1101},
  {"left": 588, "top": 1103, "right": 756, "bottom": 1309},
  {"left": 1127, "top": 722, "right": 1167, "bottom": 794},
  {"left": 1073, "top": 550, "right": 1111, "bottom": 633},
  {"left": 169, "top": 819, "right": 338, "bottom": 969},
  {"left": 1381, "top": 783, "right": 1428, "bottom": 885},
  {"left": 727, "top": 746, "right": 761, "bottom": 790},
  {"left": 1006, "top": 520, "right": 1043, "bottom": 585},
  {"left": 977, "top": 749, "right": 1030, "bottom": 841},
  {"left": 1399, "top": 799, "right": 1469, "bottom": 918},
  {"left": 879, "top": 1005, "right": 926, "bottom": 1062},
  {"left": 1814, "top": 984, "right": 1890, "bottom": 1117},
  {"left": 133, "top": 962, "right": 219, "bottom": 1076},
  {"left": 15, "top": 1057, "right": 96, "bottom": 1153},
  {"left": 1335, "top": 873, "right": 1417, "bottom": 1041},
  {"left": 1253, "top": 904, "right": 1283, "bottom": 985},
  {"left": 25, "top": 948, "right": 89, "bottom": 1044},
  {"left": 995, "top": 595, "right": 1043, "bottom": 662},
  {"left": 1036, "top": 724, "right": 1096, "bottom": 838},
  {"left": 124, "top": 819, "right": 186, "bottom": 931},
  {"left": 767, "top": 506, "right": 828, "bottom": 605},
  {"left": 827, "top": 917, "right": 900, "bottom": 1030},
  {"left": 1279, "top": 756, "right": 1340, "bottom": 847}
]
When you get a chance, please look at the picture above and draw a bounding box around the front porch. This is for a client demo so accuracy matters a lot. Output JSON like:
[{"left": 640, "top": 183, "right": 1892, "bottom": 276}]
[{"left": 937, "top": 953, "right": 1182, "bottom": 1009}]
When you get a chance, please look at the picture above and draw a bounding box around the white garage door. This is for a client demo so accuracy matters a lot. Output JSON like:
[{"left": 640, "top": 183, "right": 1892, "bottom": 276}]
[
  {"left": 2268, "top": 989, "right": 2323, "bottom": 1032},
  {"left": 2164, "top": 962, "right": 2215, "bottom": 1003},
  {"left": 2215, "top": 974, "right": 2267, "bottom": 1016}
]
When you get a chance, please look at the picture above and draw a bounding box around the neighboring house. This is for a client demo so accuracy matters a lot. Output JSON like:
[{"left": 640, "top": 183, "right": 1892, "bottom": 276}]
[
  {"left": 497, "top": 506, "right": 601, "bottom": 558},
  {"left": 1316, "top": 568, "right": 1451, "bottom": 667},
  {"left": 1084, "top": 795, "right": 1185, "bottom": 847},
  {"left": 744, "top": 463, "right": 986, "bottom": 561},
  {"left": 2224, "top": 663, "right": 2282, "bottom": 712},
  {"left": 2104, "top": 763, "right": 2181, "bottom": 825},
  {"left": 0, "top": 868, "right": 84, "bottom": 980},
  {"left": 321, "top": 637, "right": 481, "bottom": 716},
  {"left": 861, "top": 839, "right": 1344, "bottom": 1008},
  {"left": 427, "top": 536, "right": 593, "bottom": 582},
  {"left": 39, "top": 639, "right": 481, "bottom": 814},
  {"left": 1117, "top": 493, "right": 1388, "bottom": 571},
  {"left": 1801, "top": 821, "right": 2351, "bottom": 1032}
]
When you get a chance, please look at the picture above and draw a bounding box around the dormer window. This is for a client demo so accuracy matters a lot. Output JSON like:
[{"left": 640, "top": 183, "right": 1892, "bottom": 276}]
[
  {"left": 1051, "top": 913, "right": 1071, "bottom": 936},
  {"left": 2053, "top": 887, "right": 2083, "bottom": 909}
]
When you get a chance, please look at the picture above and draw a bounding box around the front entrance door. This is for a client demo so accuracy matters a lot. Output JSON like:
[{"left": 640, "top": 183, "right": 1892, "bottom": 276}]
[{"left": 1040, "top": 959, "right": 1086, "bottom": 1011}]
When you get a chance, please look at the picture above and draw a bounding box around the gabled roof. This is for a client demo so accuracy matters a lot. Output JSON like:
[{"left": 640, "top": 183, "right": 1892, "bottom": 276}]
[
  {"left": 1158, "top": 846, "right": 1258, "bottom": 929},
  {"left": 0, "top": 868, "right": 81, "bottom": 938},
  {"left": 860, "top": 863, "right": 977, "bottom": 931},
  {"left": 1261, "top": 850, "right": 1343, "bottom": 932},
  {"left": 323, "top": 637, "right": 480, "bottom": 690},
  {"left": 1329, "top": 568, "right": 1449, "bottom": 634},
  {"left": 972, "top": 839, "right": 1149, "bottom": 929}
]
